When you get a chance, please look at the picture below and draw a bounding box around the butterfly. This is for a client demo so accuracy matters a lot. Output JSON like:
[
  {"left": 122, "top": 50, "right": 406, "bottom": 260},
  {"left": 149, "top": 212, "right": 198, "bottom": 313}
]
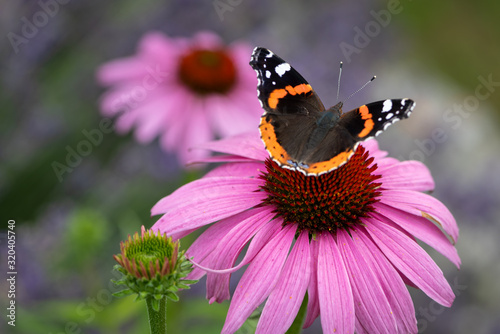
[{"left": 250, "top": 47, "right": 415, "bottom": 176}]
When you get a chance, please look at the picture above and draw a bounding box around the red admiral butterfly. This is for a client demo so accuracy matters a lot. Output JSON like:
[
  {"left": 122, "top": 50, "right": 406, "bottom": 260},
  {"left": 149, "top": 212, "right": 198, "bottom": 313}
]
[{"left": 249, "top": 47, "right": 415, "bottom": 176}]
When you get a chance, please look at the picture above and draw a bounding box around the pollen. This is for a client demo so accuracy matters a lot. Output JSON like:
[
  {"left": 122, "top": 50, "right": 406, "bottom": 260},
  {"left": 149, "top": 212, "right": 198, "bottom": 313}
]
[{"left": 260, "top": 145, "right": 381, "bottom": 234}]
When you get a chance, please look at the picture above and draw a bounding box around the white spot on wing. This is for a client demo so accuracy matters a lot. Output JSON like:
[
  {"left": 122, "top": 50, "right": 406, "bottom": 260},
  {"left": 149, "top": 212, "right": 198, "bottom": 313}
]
[
  {"left": 385, "top": 112, "right": 394, "bottom": 120},
  {"left": 275, "top": 63, "right": 291, "bottom": 77},
  {"left": 266, "top": 70, "right": 271, "bottom": 78},
  {"left": 382, "top": 99, "right": 392, "bottom": 112}
]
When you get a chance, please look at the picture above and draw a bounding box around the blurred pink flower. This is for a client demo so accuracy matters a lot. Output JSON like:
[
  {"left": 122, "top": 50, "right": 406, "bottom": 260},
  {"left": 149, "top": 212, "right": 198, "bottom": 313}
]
[
  {"left": 151, "top": 133, "right": 460, "bottom": 334},
  {"left": 97, "top": 31, "right": 262, "bottom": 164}
]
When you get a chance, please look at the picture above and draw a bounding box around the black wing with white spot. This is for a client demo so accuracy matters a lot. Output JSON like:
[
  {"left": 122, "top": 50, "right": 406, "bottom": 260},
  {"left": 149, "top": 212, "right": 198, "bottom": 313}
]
[
  {"left": 249, "top": 47, "right": 325, "bottom": 114},
  {"left": 338, "top": 98, "right": 415, "bottom": 140}
]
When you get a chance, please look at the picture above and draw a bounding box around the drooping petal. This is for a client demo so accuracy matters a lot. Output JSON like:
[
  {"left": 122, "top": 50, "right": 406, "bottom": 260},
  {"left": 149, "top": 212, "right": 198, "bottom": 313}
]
[
  {"left": 378, "top": 160, "right": 435, "bottom": 192},
  {"left": 353, "top": 229, "right": 418, "bottom": 334},
  {"left": 364, "top": 214, "right": 455, "bottom": 307},
  {"left": 317, "top": 232, "right": 355, "bottom": 334},
  {"left": 191, "top": 216, "right": 285, "bottom": 276},
  {"left": 185, "top": 210, "right": 252, "bottom": 280},
  {"left": 337, "top": 231, "right": 397, "bottom": 333},
  {"left": 303, "top": 237, "right": 320, "bottom": 328},
  {"left": 221, "top": 224, "right": 297, "bottom": 334},
  {"left": 257, "top": 231, "right": 311, "bottom": 334},
  {"left": 380, "top": 189, "right": 459, "bottom": 243},
  {"left": 206, "top": 206, "right": 276, "bottom": 303},
  {"left": 374, "top": 203, "right": 461, "bottom": 268}
]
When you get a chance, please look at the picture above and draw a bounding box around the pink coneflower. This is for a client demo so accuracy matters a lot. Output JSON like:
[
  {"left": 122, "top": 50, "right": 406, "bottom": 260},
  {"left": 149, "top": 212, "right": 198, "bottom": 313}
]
[
  {"left": 151, "top": 133, "right": 460, "bottom": 333},
  {"left": 97, "top": 31, "right": 262, "bottom": 164}
]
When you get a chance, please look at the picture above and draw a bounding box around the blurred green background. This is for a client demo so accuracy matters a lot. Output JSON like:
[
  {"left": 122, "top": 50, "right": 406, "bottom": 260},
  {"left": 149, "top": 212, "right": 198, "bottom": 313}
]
[{"left": 1, "top": 0, "right": 500, "bottom": 333}]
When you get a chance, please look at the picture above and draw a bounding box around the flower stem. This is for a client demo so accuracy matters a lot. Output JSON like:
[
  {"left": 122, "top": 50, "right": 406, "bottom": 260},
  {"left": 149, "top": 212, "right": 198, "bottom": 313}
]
[{"left": 146, "top": 297, "right": 167, "bottom": 334}]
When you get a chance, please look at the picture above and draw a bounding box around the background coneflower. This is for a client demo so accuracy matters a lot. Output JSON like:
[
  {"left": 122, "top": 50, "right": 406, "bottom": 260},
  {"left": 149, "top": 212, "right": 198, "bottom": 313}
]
[{"left": 97, "top": 31, "right": 262, "bottom": 164}]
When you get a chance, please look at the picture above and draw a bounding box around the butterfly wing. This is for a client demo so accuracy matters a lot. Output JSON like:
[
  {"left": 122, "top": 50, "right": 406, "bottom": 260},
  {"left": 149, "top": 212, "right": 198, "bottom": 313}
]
[
  {"left": 250, "top": 47, "right": 327, "bottom": 165},
  {"left": 298, "top": 99, "right": 415, "bottom": 175},
  {"left": 338, "top": 99, "right": 415, "bottom": 140}
]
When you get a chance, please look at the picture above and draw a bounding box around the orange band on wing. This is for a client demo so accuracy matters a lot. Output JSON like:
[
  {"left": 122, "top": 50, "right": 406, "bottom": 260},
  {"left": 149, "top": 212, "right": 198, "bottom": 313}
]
[
  {"left": 268, "top": 89, "right": 288, "bottom": 109},
  {"left": 293, "top": 83, "right": 312, "bottom": 95},
  {"left": 259, "top": 116, "right": 292, "bottom": 165},
  {"left": 357, "top": 105, "right": 374, "bottom": 138},
  {"left": 267, "top": 84, "right": 313, "bottom": 109},
  {"left": 305, "top": 150, "right": 353, "bottom": 175}
]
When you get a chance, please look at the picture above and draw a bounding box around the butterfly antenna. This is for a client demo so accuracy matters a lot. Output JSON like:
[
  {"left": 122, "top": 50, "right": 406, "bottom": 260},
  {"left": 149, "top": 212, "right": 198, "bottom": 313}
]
[
  {"left": 344, "top": 75, "right": 376, "bottom": 104},
  {"left": 336, "top": 61, "right": 343, "bottom": 101}
]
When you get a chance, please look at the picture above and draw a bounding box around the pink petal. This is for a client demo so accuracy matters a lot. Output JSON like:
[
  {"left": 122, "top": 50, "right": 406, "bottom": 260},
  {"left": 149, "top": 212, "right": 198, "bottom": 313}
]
[
  {"left": 364, "top": 215, "right": 455, "bottom": 307},
  {"left": 133, "top": 95, "right": 177, "bottom": 143},
  {"left": 206, "top": 94, "right": 259, "bottom": 137},
  {"left": 196, "top": 132, "right": 268, "bottom": 161},
  {"left": 188, "top": 155, "right": 256, "bottom": 165},
  {"left": 158, "top": 89, "right": 194, "bottom": 151},
  {"left": 229, "top": 42, "right": 259, "bottom": 84},
  {"left": 257, "top": 232, "right": 311, "bottom": 334},
  {"left": 138, "top": 31, "right": 179, "bottom": 65},
  {"left": 205, "top": 207, "right": 276, "bottom": 303},
  {"left": 152, "top": 176, "right": 262, "bottom": 214},
  {"left": 202, "top": 161, "right": 264, "bottom": 178},
  {"left": 361, "top": 139, "right": 387, "bottom": 160},
  {"left": 177, "top": 99, "right": 214, "bottom": 164},
  {"left": 221, "top": 224, "right": 297, "bottom": 334},
  {"left": 192, "top": 216, "right": 285, "bottom": 276},
  {"left": 151, "top": 177, "right": 265, "bottom": 235},
  {"left": 191, "top": 31, "right": 224, "bottom": 49},
  {"left": 352, "top": 229, "right": 418, "bottom": 333},
  {"left": 303, "top": 238, "right": 320, "bottom": 328},
  {"left": 379, "top": 161, "right": 435, "bottom": 192},
  {"left": 317, "top": 232, "right": 355, "bottom": 334},
  {"left": 374, "top": 203, "right": 461, "bottom": 268},
  {"left": 99, "top": 84, "right": 144, "bottom": 117},
  {"left": 186, "top": 211, "right": 249, "bottom": 280},
  {"left": 96, "top": 57, "right": 147, "bottom": 85},
  {"left": 380, "top": 189, "right": 459, "bottom": 243},
  {"left": 337, "top": 231, "right": 397, "bottom": 333}
]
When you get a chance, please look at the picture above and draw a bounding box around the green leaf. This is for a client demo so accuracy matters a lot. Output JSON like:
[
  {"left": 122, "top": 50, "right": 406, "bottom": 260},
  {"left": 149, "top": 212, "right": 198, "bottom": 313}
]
[{"left": 112, "top": 289, "right": 133, "bottom": 298}]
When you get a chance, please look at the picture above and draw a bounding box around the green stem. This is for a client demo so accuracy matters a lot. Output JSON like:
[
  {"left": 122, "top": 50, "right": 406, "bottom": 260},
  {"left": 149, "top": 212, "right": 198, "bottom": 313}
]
[{"left": 146, "top": 297, "right": 167, "bottom": 334}]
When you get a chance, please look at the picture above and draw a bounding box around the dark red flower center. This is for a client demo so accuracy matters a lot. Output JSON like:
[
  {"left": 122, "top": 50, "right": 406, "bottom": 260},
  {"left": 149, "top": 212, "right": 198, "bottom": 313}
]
[
  {"left": 261, "top": 145, "right": 382, "bottom": 234},
  {"left": 178, "top": 48, "right": 237, "bottom": 95}
]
